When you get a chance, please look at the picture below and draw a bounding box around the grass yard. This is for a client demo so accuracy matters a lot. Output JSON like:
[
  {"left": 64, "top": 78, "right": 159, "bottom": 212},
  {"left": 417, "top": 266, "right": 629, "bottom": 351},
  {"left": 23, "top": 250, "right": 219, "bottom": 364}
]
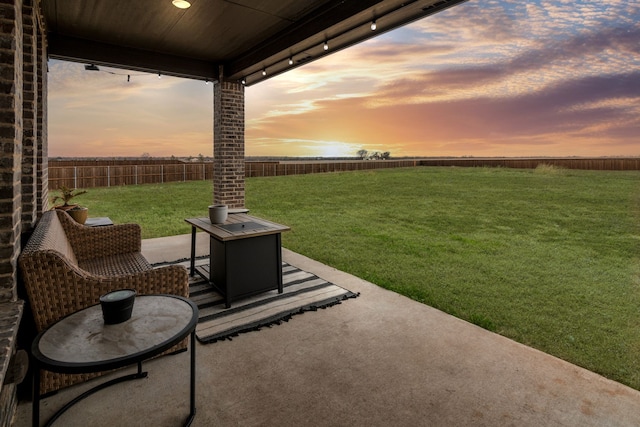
[{"left": 80, "top": 166, "right": 640, "bottom": 389}]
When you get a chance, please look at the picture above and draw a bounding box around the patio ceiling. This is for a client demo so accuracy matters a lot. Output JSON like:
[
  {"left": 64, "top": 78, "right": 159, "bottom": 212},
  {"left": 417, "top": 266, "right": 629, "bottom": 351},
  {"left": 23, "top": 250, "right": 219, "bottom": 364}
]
[{"left": 43, "top": 0, "right": 467, "bottom": 85}]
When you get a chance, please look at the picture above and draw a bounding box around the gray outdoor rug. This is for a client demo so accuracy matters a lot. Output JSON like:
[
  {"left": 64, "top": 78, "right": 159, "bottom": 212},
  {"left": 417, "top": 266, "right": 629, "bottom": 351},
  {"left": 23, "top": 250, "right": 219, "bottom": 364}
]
[{"left": 155, "top": 257, "right": 359, "bottom": 343}]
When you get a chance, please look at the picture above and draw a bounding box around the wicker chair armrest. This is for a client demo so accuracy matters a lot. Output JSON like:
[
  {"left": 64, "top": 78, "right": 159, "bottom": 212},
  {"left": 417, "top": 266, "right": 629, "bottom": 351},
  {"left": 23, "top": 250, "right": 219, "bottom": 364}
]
[
  {"left": 21, "top": 251, "right": 188, "bottom": 331},
  {"left": 56, "top": 211, "right": 142, "bottom": 260}
]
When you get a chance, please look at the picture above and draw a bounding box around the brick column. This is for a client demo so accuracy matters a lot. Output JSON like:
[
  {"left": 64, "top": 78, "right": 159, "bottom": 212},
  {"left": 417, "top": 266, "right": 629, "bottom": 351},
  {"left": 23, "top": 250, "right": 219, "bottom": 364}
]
[
  {"left": 213, "top": 81, "right": 245, "bottom": 208},
  {"left": 20, "top": 0, "right": 36, "bottom": 228},
  {"left": 0, "top": 0, "right": 23, "bottom": 303}
]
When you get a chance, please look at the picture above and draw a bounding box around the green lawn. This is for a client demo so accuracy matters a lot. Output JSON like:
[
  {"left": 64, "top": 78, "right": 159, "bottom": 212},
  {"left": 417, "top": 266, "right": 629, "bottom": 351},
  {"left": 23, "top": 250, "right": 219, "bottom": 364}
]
[{"left": 79, "top": 166, "right": 640, "bottom": 389}]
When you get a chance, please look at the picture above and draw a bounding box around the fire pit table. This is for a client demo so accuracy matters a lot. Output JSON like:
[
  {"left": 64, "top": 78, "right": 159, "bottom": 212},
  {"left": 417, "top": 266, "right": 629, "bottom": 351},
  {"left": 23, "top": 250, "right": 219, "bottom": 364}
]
[{"left": 185, "top": 213, "right": 290, "bottom": 308}]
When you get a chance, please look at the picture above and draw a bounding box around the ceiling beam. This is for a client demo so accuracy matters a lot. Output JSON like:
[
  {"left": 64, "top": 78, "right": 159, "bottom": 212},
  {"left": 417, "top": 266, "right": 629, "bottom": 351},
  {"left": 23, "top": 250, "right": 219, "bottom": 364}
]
[
  {"left": 47, "top": 34, "right": 218, "bottom": 81},
  {"left": 235, "top": 0, "right": 469, "bottom": 85},
  {"left": 226, "top": 0, "right": 385, "bottom": 78}
]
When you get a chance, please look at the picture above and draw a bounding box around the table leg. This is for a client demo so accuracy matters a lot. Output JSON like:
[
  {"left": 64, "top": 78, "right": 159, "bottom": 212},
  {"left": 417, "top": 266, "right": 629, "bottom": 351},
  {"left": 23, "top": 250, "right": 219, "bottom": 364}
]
[
  {"left": 40, "top": 367, "right": 148, "bottom": 427},
  {"left": 32, "top": 364, "right": 40, "bottom": 427},
  {"left": 276, "top": 233, "right": 284, "bottom": 294},
  {"left": 190, "top": 225, "right": 196, "bottom": 277},
  {"left": 185, "top": 330, "right": 196, "bottom": 426},
  {"left": 211, "top": 236, "right": 231, "bottom": 308}
]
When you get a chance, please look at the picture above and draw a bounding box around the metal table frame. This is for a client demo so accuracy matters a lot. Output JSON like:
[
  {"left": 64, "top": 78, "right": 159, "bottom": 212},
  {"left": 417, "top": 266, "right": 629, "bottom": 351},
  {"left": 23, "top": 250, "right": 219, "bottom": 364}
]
[{"left": 31, "top": 295, "right": 198, "bottom": 427}]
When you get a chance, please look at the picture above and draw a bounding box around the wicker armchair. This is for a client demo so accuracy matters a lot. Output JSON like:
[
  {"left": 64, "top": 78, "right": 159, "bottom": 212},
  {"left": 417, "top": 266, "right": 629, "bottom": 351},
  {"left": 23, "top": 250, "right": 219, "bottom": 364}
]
[{"left": 19, "top": 210, "right": 189, "bottom": 395}]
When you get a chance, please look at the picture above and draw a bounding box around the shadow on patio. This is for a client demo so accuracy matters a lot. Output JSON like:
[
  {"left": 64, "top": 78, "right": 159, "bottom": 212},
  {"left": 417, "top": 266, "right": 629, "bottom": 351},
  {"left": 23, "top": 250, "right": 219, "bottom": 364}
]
[{"left": 13, "top": 234, "right": 640, "bottom": 426}]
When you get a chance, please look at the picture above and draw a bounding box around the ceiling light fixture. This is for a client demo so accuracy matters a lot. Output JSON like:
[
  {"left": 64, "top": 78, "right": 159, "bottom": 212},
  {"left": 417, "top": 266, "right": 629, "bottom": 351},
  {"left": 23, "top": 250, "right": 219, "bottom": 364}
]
[
  {"left": 371, "top": 21, "right": 377, "bottom": 31},
  {"left": 262, "top": 69, "right": 267, "bottom": 76},
  {"left": 241, "top": 78, "right": 246, "bottom": 85},
  {"left": 172, "top": 0, "right": 191, "bottom": 9},
  {"left": 289, "top": 57, "right": 294, "bottom": 65},
  {"left": 158, "top": 73, "right": 161, "bottom": 79},
  {"left": 323, "top": 41, "right": 329, "bottom": 51}
]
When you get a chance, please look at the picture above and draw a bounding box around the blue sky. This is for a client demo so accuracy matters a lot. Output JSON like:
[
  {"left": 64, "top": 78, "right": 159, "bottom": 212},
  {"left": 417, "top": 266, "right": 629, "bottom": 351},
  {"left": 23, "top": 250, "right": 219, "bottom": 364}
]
[{"left": 48, "top": 0, "right": 640, "bottom": 158}]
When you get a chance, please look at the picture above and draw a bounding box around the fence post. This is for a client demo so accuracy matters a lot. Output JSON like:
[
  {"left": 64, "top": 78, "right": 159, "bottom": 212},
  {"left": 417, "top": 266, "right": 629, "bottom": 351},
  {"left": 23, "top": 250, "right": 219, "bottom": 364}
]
[
  {"left": 74, "top": 167, "right": 77, "bottom": 189},
  {"left": 107, "top": 166, "right": 110, "bottom": 187},
  {"left": 184, "top": 164, "right": 186, "bottom": 182},
  {"left": 161, "top": 165, "right": 164, "bottom": 183},
  {"left": 135, "top": 166, "right": 138, "bottom": 185}
]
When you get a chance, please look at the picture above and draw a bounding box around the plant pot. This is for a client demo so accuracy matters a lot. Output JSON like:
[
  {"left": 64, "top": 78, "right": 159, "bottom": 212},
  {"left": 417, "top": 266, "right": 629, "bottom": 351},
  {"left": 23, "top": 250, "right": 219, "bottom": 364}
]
[
  {"left": 55, "top": 204, "right": 77, "bottom": 211},
  {"left": 209, "top": 204, "right": 228, "bottom": 224},
  {"left": 68, "top": 207, "right": 88, "bottom": 225},
  {"left": 99, "top": 289, "right": 136, "bottom": 324}
]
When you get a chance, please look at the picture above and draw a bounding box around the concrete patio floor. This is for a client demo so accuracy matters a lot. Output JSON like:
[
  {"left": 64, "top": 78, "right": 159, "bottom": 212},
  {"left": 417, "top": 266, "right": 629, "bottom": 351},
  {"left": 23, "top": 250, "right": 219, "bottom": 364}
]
[{"left": 14, "top": 233, "right": 640, "bottom": 426}]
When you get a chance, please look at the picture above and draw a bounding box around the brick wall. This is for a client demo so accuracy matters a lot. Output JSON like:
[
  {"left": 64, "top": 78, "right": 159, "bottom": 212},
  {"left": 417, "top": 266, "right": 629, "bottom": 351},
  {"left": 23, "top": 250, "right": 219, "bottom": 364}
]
[
  {"left": 213, "top": 81, "right": 245, "bottom": 208},
  {"left": 0, "top": 0, "right": 24, "bottom": 304},
  {"left": 0, "top": 1, "right": 24, "bottom": 425},
  {"left": 0, "top": 1, "right": 45, "bottom": 425},
  {"left": 20, "top": 0, "right": 36, "bottom": 228},
  {"left": 35, "top": 18, "right": 46, "bottom": 217}
]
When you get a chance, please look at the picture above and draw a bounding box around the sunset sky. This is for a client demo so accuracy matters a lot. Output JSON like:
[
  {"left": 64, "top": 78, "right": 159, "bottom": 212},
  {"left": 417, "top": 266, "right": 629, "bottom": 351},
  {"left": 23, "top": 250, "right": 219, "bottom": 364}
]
[{"left": 48, "top": 0, "right": 640, "bottom": 158}]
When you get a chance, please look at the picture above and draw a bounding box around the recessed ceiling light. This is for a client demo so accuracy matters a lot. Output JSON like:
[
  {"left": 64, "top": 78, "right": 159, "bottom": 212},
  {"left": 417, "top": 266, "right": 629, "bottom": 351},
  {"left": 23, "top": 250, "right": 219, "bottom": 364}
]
[{"left": 172, "top": 0, "right": 191, "bottom": 9}]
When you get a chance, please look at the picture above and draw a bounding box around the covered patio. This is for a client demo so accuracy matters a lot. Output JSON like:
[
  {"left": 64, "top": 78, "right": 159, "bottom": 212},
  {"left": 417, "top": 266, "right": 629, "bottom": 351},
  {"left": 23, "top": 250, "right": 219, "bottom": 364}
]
[
  {"left": 12, "top": 234, "right": 640, "bottom": 426},
  {"left": 2, "top": 1, "right": 469, "bottom": 423}
]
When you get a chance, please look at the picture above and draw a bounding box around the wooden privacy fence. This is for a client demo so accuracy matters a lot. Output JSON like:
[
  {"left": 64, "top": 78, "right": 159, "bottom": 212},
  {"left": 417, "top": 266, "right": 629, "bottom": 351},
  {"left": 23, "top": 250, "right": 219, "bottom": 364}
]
[
  {"left": 48, "top": 157, "right": 640, "bottom": 190},
  {"left": 49, "top": 163, "right": 213, "bottom": 189},
  {"left": 245, "top": 160, "right": 420, "bottom": 177},
  {"left": 418, "top": 157, "right": 640, "bottom": 170},
  {"left": 48, "top": 160, "right": 421, "bottom": 189}
]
